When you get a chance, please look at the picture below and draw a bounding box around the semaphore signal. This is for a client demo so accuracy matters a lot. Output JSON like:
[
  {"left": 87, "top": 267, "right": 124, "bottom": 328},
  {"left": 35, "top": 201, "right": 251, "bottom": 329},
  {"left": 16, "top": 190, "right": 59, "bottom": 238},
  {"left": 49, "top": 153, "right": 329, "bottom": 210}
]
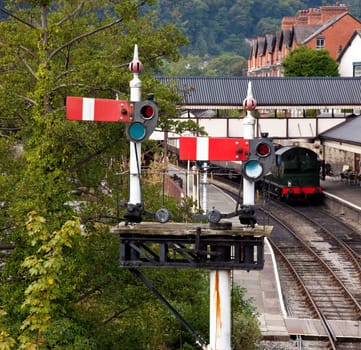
[{"left": 66, "top": 96, "right": 133, "bottom": 122}]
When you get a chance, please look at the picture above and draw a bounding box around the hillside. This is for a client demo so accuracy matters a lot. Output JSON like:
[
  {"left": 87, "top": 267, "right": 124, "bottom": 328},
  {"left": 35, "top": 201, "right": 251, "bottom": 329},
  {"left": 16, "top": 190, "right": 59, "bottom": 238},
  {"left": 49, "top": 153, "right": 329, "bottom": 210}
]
[{"left": 157, "top": 0, "right": 361, "bottom": 59}]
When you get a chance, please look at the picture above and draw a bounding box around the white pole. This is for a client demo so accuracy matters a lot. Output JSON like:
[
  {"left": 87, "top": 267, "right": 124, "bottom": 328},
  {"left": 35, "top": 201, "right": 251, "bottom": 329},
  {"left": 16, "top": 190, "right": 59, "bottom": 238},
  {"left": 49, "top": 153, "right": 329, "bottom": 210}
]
[
  {"left": 202, "top": 162, "right": 208, "bottom": 213},
  {"left": 129, "top": 44, "right": 142, "bottom": 205},
  {"left": 243, "top": 81, "right": 256, "bottom": 205},
  {"left": 209, "top": 82, "right": 256, "bottom": 350},
  {"left": 209, "top": 270, "right": 232, "bottom": 350},
  {"left": 187, "top": 160, "right": 190, "bottom": 197}
]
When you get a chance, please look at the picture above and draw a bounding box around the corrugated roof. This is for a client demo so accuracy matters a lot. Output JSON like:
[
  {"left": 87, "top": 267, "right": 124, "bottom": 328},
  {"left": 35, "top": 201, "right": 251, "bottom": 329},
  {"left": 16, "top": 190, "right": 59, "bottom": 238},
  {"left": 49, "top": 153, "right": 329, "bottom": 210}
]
[
  {"left": 320, "top": 115, "right": 361, "bottom": 144},
  {"left": 156, "top": 76, "right": 361, "bottom": 109}
]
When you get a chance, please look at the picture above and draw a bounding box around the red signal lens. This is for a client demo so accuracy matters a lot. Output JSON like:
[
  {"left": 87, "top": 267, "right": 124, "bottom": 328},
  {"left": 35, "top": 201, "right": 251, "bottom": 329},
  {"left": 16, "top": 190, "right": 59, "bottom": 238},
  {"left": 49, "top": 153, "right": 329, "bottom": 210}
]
[
  {"left": 256, "top": 142, "right": 271, "bottom": 157},
  {"left": 140, "top": 105, "right": 154, "bottom": 119}
]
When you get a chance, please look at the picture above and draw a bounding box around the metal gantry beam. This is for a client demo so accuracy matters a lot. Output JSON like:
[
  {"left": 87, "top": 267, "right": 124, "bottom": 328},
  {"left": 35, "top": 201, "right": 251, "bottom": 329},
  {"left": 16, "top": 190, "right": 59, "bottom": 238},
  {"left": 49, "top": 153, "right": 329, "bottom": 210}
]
[{"left": 119, "top": 232, "right": 265, "bottom": 269}]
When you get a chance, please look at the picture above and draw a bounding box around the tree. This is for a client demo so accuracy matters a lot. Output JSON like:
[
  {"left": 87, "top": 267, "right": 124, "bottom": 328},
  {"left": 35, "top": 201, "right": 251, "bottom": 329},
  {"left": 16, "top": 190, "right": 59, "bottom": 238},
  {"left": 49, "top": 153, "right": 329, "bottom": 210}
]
[
  {"left": 282, "top": 46, "right": 339, "bottom": 77},
  {"left": 204, "top": 54, "right": 247, "bottom": 76},
  {"left": 0, "top": 1, "right": 200, "bottom": 348},
  {"left": 0, "top": 2, "right": 262, "bottom": 348},
  {"left": 157, "top": 53, "right": 247, "bottom": 76}
]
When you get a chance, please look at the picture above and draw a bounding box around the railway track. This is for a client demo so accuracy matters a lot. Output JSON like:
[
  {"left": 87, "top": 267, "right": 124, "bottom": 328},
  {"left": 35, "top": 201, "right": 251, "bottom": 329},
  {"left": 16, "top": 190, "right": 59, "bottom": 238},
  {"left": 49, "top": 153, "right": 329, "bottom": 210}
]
[
  {"left": 289, "top": 205, "right": 361, "bottom": 265},
  {"left": 267, "top": 202, "right": 361, "bottom": 312},
  {"left": 265, "top": 202, "right": 361, "bottom": 349},
  {"left": 212, "top": 178, "right": 361, "bottom": 349}
]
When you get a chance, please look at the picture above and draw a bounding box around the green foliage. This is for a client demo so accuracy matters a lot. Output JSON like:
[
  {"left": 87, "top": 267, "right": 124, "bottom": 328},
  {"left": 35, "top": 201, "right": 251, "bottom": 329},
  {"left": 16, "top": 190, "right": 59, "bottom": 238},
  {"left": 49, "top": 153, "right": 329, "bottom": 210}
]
[
  {"left": 0, "top": 310, "right": 16, "bottom": 350},
  {"left": 232, "top": 286, "right": 262, "bottom": 350},
  {"left": 158, "top": 53, "right": 247, "bottom": 76},
  {"left": 282, "top": 47, "right": 340, "bottom": 77},
  {"left": 18, "top": 213, "right": 89, "bottom": 349},
  {"left": 0, "top": 1, "right": 262, "bottom": 348},
  {"left": 0, "top": 1, "right": 205, "bottom": 349}
]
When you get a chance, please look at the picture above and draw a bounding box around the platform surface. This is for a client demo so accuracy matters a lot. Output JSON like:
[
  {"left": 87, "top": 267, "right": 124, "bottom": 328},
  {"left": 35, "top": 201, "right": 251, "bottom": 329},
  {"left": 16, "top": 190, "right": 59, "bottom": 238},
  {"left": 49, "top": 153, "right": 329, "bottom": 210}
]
[
  {"left": 168, "top": 165, "right": 361, "bottom": 339},
  {"left": 206, "top": 181, "right": 361, "bottom": 339},
  {"left": 321, "top": 176, "right": 361, "bottom": 210}
]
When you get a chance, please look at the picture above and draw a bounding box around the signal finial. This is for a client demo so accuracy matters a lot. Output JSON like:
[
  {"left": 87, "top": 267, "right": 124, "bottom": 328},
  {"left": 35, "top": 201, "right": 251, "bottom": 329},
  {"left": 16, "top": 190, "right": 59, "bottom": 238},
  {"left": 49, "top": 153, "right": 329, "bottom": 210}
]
[
  {"left": 242, "top": 81, "right": 257, "bottom": 110},
  {"left": 129, "top": 44, "right": 143, "bottom": 74}
]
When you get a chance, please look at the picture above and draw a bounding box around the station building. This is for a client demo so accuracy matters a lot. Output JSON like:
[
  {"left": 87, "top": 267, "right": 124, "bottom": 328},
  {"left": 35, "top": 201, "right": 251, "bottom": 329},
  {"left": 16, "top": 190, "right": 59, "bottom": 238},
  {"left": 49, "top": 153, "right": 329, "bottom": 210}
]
[
  {"left": 318, "top": 115, "right": 361, "bottom": 175},
  {"left": 157, "top": 76, "right": 361, "bottom": 180}
]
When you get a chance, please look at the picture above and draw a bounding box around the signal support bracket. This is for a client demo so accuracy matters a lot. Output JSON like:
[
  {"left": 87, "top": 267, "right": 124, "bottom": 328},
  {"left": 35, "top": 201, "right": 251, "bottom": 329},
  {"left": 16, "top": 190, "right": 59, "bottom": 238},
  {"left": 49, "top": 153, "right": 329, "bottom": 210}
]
[{"left": 112, "top": 222, "right": 272, "bottom": 269}]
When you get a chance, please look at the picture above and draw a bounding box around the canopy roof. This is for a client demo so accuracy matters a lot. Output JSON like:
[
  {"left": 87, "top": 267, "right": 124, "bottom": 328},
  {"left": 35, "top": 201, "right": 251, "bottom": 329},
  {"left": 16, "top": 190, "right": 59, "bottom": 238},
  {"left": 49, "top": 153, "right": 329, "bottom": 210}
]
[{"left": 156, "top": 76, "right": 361, "bottom": 110}]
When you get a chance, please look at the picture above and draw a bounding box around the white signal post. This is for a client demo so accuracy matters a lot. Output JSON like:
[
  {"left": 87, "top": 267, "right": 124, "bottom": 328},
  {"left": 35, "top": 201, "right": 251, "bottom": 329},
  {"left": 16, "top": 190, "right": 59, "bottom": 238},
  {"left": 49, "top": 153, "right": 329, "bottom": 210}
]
[
  {"left": 242, "top": 81, "right": 257, "bottom": 205},
  {"left": 209, "top": 83, "right": 256, "bottom": 350},
  {"left": 129, "top": 45, "right": 143, "bottom": 206}
]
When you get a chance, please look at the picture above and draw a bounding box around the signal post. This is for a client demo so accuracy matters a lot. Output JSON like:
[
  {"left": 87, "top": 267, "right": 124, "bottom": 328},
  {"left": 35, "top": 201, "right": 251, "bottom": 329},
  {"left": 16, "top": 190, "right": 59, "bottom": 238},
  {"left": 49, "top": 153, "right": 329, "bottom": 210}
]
[
  {"left": 66, "top": 46, "right": 273, "bottom": 350},
  {"left": 128, "top": 44, "right": 143, "bottom": 215}
]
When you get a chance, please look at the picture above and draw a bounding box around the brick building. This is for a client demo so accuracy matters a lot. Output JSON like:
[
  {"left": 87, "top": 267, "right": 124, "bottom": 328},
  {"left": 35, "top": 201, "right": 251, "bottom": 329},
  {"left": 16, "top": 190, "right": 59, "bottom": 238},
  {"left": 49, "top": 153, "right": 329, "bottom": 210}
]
[{"left": 248, "top": 3, "right": 361, "bottom": 77}]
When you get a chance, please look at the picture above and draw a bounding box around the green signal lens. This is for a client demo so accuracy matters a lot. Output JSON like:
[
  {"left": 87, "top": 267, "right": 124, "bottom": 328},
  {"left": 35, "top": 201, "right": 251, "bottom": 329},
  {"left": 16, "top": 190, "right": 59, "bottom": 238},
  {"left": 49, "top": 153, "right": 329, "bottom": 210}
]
[
  {"left": 244, "top": 160, "right": 263, "bottom": 180},
  {"left": 128, "top": 122, "right": 146, "bottom": 141}
]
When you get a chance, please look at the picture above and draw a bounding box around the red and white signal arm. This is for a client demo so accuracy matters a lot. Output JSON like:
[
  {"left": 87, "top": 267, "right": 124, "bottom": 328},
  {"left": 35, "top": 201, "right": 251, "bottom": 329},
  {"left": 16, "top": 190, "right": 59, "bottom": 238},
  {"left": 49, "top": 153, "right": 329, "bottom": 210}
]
[
  {"left": 66, "top": 96, "right": 133, "bottom": 122},
  {"left": 179, "top": 137, "right": 250, "bottom": 161}
]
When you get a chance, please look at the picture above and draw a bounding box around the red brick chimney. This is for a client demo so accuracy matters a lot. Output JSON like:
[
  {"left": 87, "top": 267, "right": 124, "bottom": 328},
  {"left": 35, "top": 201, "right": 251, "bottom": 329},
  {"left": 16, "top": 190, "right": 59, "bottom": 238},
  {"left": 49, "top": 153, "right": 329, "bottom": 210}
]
[
  {"left": 282, "top": 3, "right": 349, "bottom": 29},
  {"left": 321, "top": 3, "right": 348, "bottom": 22},
  {"left": 296, "top": 10, "right": 308, "bottom": 25},
  {"left": 282, "top": 16, "right": 296, "bottom": 30},
  {"left": 307, "top": 8, "right": 321, "bottom": 25}
]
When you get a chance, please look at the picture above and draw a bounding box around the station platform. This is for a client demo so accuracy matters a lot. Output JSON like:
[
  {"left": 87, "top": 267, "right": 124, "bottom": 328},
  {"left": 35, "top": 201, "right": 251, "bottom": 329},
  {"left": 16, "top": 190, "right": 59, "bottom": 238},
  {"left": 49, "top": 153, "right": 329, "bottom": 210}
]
[
  {"left": 321, "top": 176, "right": 361, "bottom": 210},
  {"left": 204, "top": 183, "right": 289, "bottom": 339},
  {"left": 167, "top": 165, "right": 361, "bottom": 339},
  {"left": 205, "top": 181, "right": 361, "bottom": 340}
]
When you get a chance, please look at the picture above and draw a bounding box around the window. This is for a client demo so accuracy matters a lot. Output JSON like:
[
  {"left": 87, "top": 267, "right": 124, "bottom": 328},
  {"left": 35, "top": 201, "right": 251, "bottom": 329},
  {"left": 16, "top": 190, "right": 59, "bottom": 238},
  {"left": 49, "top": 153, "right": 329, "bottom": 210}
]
[
  {"left": 316, "top": 37, "right": 325, "bottom": 49},
  {"left": 353, "top": 62, "right": 361, "bottom": 77}
]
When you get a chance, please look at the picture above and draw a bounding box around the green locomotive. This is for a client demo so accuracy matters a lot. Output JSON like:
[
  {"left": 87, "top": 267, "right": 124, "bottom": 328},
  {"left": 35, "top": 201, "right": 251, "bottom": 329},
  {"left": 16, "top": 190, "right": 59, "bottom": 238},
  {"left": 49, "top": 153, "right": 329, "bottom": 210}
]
[{"left": 265, "top": 146, "right": 323, "bottom": 203}]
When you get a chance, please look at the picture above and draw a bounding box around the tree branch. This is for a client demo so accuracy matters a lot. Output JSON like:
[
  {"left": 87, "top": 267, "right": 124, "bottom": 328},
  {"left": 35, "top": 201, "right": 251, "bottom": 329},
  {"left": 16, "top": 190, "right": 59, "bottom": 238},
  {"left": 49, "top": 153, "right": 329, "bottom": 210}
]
[
  {"left": 14, "top": 93, "right": 36, "bottom": 106},
  {"left": 67, "top": 140, "right": 118, "bottom": 172},
  {"left": 0, "top": 7, "right": 36, "bottom": 29},
  {"left": 76, "top": 286, "right": 102, "bottom": 304},
  {"left": 19, "top": 45, "right": 37, "bottom": 59},
  {"left": 17, "top": 52, "right": 38, "bottom": 80},
  {"left": 49, "top": 17, "right": 124, "bottom": 60},
  {"left": 0, "top": 243, "right": 15, "bottom": 250},
  {"left": 102, "top": 307, "right": 131, "bottom": 325},
  {"left": 56, "top": 0, "right": 86, "bottom": 26}
]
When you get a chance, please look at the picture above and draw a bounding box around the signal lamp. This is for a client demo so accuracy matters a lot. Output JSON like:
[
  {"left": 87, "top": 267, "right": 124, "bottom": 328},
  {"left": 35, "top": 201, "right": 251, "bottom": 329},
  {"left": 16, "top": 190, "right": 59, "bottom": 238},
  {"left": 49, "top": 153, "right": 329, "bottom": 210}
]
[
  {"left": 127, "top": 122, "right": 147, "bottom": 142},
  {"left": 242, "top": 137, "right": 274, "bottom": 181},
  {"left": 140, "top": 105, "right": 155, "bottom": 119},
  {"left": 256, "top": 142, "right": 271, "bottom": 157},
  {"left": 243, "top": 160, "right": 264, "bottom": 180},
  {"left": 126, "top": 99, "right": 158, "bottom": 142}
]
